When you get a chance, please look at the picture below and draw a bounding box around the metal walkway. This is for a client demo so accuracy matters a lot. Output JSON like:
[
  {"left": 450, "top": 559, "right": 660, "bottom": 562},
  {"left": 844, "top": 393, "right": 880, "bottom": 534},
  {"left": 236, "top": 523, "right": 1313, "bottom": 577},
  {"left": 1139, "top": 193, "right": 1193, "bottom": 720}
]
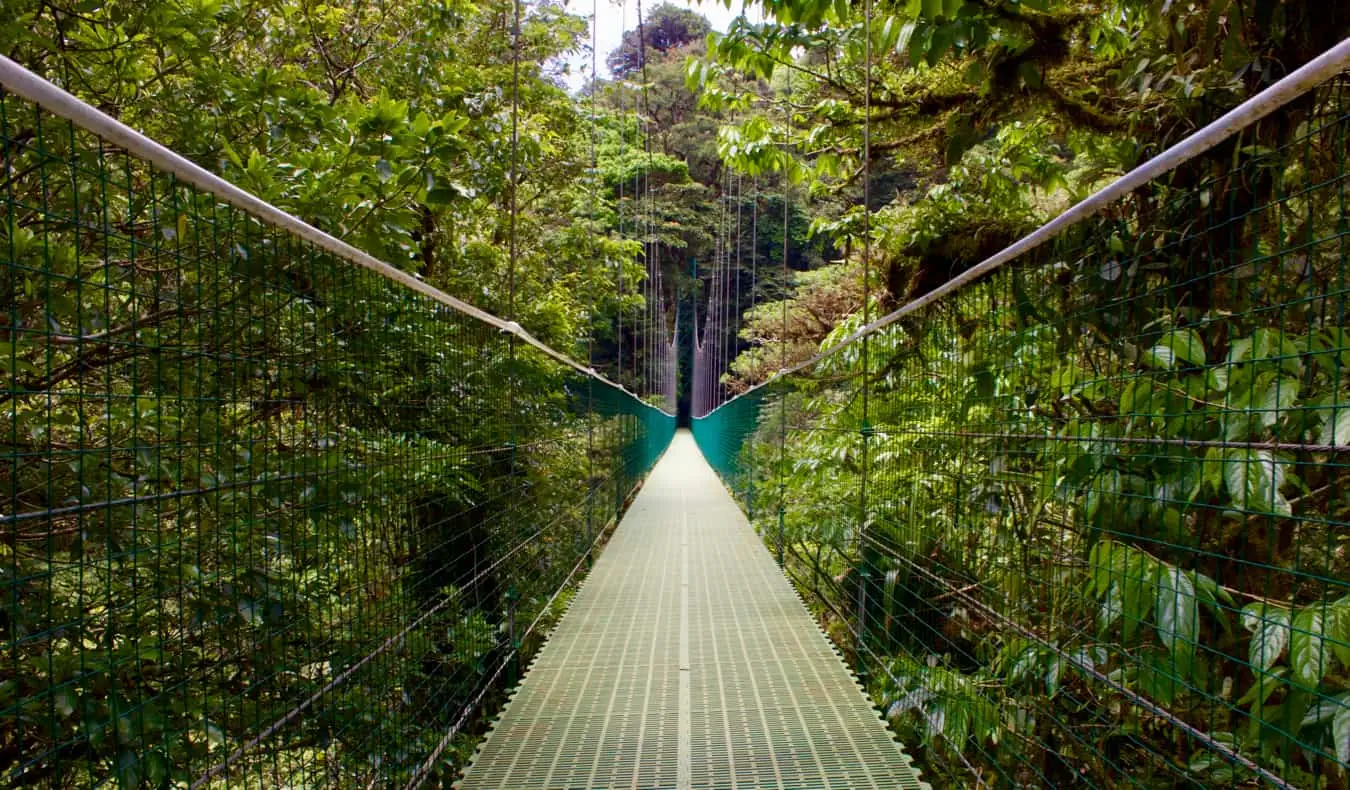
[{"left": 458, "top": 431, "right": 926, "bottom": 790}]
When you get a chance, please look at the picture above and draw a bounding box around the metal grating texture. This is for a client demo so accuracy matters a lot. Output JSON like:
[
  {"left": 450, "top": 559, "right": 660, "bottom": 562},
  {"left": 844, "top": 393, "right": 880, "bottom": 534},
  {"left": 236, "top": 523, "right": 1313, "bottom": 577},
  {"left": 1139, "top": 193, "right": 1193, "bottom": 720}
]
[{"left": 457, "top": 431, "right": 926, "bottom": 790}]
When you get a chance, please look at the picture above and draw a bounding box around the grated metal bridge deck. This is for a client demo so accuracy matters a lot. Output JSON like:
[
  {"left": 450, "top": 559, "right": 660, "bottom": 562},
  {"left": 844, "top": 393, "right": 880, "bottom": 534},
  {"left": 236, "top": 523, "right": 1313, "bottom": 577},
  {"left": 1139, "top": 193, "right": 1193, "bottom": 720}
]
[{"left": 457, "top": 431, "right": 926, "bottom": 790}]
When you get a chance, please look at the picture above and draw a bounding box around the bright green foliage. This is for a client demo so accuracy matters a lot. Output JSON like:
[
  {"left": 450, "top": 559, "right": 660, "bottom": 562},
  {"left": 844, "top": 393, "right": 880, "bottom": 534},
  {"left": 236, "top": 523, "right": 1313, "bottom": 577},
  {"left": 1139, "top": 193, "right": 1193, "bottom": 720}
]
[
  {"left": 0, "top": 83, "right": 674, "bottom": 786},
  {"left": 606, "top": 2, "right": 712, "bottom": 79},
  {"left": 3, "top": 0, "right": 1350, "bottom": 785},
  {"left": 0, "top": 0, "right": 642, "bottom": 362},
  {"left": 694, "top": 0, "right": 1347, "bottom": 259},
  {"left": 696, "top": 76, "right": 1350, "bottom": 786},
  {"left": 0, "top": 1, "right": 683, "bottom": 785}
]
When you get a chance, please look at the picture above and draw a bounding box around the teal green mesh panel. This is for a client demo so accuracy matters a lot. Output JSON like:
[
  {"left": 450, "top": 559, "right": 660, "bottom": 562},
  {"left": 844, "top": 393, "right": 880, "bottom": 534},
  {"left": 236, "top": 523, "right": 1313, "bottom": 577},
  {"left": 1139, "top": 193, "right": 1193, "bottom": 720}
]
[
  {"left": 692, "top": 387, "right": 768, "bottom": 516},
  {"left": 696, "top": 80, "right": 1350, "bottom": 786},
  {"left": 0, "top": 87, "right": 673, "bottom": 786}
]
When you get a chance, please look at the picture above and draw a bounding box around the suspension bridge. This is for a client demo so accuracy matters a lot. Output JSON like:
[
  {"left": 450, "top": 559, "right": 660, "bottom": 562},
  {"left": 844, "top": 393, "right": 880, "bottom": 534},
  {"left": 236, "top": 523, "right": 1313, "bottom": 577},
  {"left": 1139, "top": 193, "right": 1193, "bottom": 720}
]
[
  {"left": 3, "top": 16, "right": 1350, "bottom": 790},
  {"left": 457, "top": 432, "right": 923, "bottom": 789}
]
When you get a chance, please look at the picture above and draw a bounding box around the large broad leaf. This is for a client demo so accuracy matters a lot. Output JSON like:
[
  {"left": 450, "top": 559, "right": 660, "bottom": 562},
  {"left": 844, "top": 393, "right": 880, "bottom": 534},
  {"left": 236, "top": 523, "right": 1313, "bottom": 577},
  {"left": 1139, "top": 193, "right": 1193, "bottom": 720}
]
[
  {"left": 1137, "top": 651, "right": 1180, "bottom": 706},
  {"left": 1191, "top": 570, "right": 1234, "bottom": 607},
  {"left": 1156, "top": 567, "right": 1199, "bottom": 661},
  {"left": 1141, "top": 344, "right": 1178, "bottom": 370},
  {"left": 876, "top": 15, "right": 902, "bottom": 50},
  {"left": 1255, "top": 374, "right": 1300, "bottom": 428},
  {"left": 1253, "top": 328, "right": 1305, "bottom": 376},
  {"left": 1302, "top": 695, "right": 1346, "bottom": 727},
  {"left": 1088, "top": 539, "right": 1128, "bottom": 596},
  {"left": 1241, "top": 603, "right": 1290, "bottom": 671},
  {"left": 1157, "top": 328, "right": 1207, "bottom": 367},
  {"left": 1331, "top": 597, "right": 1350, "bottom": 669},
  {"left": 1206, "top": 365, "right": 1229, "bottom": 393},
  {"left": 1236, "top": 667, "right": 1286, "bottom": 707},
  {"left": 1290, "top": 608, "right": 1328, "bottom": 688},
  {"left": 1335, "top": 695, "right": 1350, "bottom": 765},
  {"left": 893, "top": 21, "right": 917, "bottom": 54},
  {"left": 1119, "top": 378, "right": 1155, "bottom": 416},
  {"left": 1223, "top": 449, "right": 1291, "bottom": 515},
  {"left": 1120, "top": 551, "right": 1159, "bottom": 643},
  {"left": 1319, "top": 406, "right": 1350, "bottom": 448},
  {"left": 1099, "top": 583, "right": 1123, "bottom": 632}
]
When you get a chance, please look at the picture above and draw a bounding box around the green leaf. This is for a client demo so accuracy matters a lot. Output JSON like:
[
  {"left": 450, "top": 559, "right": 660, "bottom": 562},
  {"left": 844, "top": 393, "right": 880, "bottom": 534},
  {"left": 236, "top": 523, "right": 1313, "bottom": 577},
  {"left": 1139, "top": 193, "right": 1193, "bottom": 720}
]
[
  {"left": 246, "top": 149, "right": 266, "bottom": 174},
  {"left": 1331, "top": 598, "right": 1350, "bottom": 668},
  {"left": 1223, "top": 449, "right": 1291, "bottom": 515},
  {"left": 1156, "top": 566, "right": 1198, "bottom": 660},
  {"left": 1252, "top": 328, "right": 1304, "bottom": 376},
  {"left": 1290, "top": 608, "right": 1328, "bottom": 688},
  {"left": 1187, "top": 751, "right": 1236, "bottom": 783},
  {"left": 1241, "top": 603, "right": 1290, "bottom": 671},
  {"left": 1046, "top": 656, "right": 1064, "bottom": 697},
  {"left": 877, "top": 15, "right": 900, "bottom": 50},
  {"left": 1088, "top": 539, "right": 1127, "bottom": 597},
  {"left": 1318, "top": 406, "right": 1350, "bottom": 448},
  {"left": 411, "top": 111, "right": 432, "bottom": 136},
  {"left": 1334, "top": 696, "right": 1350, "bottom": 765},
  {"left": 1120, "top": 378, "right": 1154, "bottom": 415},
  {"left": 1191, "top": 570, "right": 1233, "bottom": 607},
  {"left": 1120, "top": 551, "right": 1158, "bottom": 642},
  {"left": 1157, "top": 328, "right": 1206, "bottom": 367},
  {"left": 221, "top": 140, "right": 244, "bottom": 170},
  {"left": 893, "top": 21, "right": 917, "bottom": 54},
  {"left": 1206, "top": 366, "right": 1229, "bottom": 393},
  {"left": 1137, "top": 651, "right": 1179, "bottom": 705},
  {"left": 1236, "top": 667, "right": 1285, "bottom": 706},
  {"left": 1303, "top": 695, "right": 1344, "bottom": 726},
  {"left": 1141, "top": 344, "right": 1177, "bottom": 369},
  {"left": 926, "top": 24, "right": 954, "bottom": 65},
  {"left": 1255, "top": 374, "right": 1300, "bottom": 427},
  {"left": 1050, "top": 365, "right": 1080, "bottom": 394},
  {"left": 1100, "top": 583, "right": 1123, "bottom": 631}
]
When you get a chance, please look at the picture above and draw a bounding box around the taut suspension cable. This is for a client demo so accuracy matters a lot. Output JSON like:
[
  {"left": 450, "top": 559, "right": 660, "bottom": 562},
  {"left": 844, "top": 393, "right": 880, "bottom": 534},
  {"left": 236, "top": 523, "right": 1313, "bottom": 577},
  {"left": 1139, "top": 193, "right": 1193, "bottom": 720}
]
[
  {"left": 637, "top": 0, "right": 649, "bottom": 397},
  {"left": 776, "top": 69, "right": 791, "bottom": 565},
  {"left": 750, "top": 175, "right": 758, "bottom": 327},
  {"left": 855, "top": 0, "right": 875, "bottom": 683},
  {"left": 586, "top": 0, "right": 599, "bottom": 541},
  {"left": 616, "top": 0, "right": 626, "bottom": 381}
]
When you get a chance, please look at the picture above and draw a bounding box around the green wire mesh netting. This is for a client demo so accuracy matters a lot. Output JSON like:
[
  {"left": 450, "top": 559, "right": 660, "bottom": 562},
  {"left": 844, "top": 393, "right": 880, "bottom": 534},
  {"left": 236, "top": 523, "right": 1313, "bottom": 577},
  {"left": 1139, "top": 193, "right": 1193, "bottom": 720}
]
[
  {"left": 695, "top": 80, "right": 1350, "bottom": 786},
  {"left": 691, "top": 387, "right": 767, "bottom": 519},
  {"left": 0, "top": 86, "right": 674, "bottom": 786}
]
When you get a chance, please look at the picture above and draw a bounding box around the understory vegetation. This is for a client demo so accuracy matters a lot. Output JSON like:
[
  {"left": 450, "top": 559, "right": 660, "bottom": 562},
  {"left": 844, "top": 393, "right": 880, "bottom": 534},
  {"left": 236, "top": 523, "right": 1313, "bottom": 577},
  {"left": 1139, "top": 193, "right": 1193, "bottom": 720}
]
[
  {"left": 691, "top": 0, "right": 1350, "bottom": 786},
  {"left": 1, "top": 1, "right": 676, "bottom": 785}
]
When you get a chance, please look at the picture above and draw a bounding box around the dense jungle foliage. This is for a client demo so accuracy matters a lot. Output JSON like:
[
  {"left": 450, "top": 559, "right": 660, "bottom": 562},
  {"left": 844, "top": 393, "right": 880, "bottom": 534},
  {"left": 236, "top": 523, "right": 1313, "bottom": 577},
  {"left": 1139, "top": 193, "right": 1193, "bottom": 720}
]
[
  {"left": 0, "top": 1, "right": 682, "bottom": 786},
  {"left": 688, "top": 0, "right": 1350, "bottom": 786},
  {"left": 3, "top": 0, "right": 1350, "bottom": 787}
]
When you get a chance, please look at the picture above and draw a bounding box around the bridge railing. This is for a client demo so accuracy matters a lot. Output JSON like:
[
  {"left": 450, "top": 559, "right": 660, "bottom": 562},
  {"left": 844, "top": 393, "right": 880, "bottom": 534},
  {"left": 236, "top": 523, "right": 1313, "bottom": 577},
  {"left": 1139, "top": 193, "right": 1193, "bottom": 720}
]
[
  {"left": 0, "top": 60, "right": 674, "bottom": 787},
  {"left": 695, "top": 43, "right": 1350, "bottom": 787}
]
